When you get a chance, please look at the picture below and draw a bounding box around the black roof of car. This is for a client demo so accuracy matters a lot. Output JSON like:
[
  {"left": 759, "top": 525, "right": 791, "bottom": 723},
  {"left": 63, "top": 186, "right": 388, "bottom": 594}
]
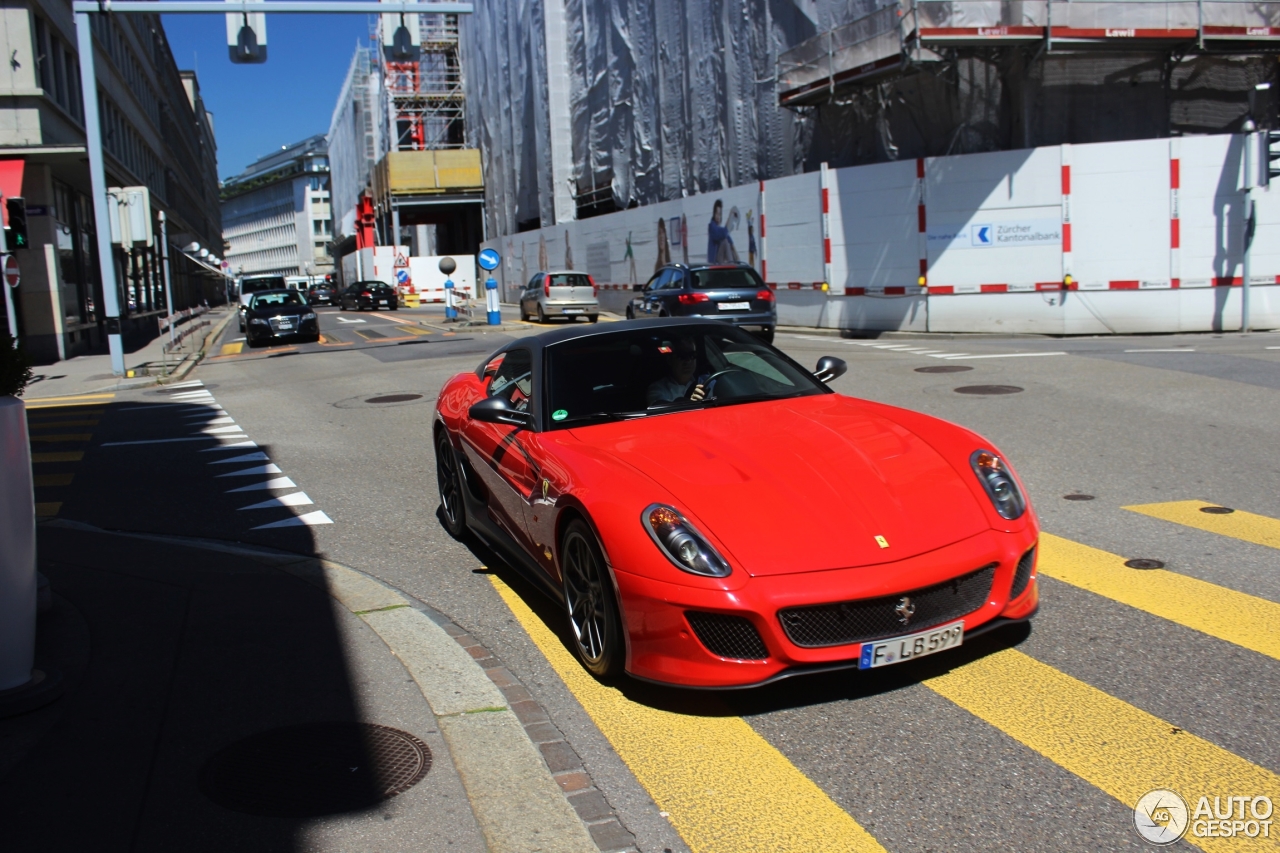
[{"left": 659, "top": 263, "right": 758, "bottom": 272}]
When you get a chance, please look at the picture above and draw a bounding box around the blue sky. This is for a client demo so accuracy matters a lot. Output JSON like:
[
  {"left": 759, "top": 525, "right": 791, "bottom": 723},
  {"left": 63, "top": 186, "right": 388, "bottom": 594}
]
[{"left": 161, "top": 12, "right": 374, "bottom": 180}]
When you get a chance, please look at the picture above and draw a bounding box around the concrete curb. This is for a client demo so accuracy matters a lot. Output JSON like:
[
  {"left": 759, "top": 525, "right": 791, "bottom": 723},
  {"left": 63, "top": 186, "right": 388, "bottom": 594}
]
[
  {"left": 161, "top": 308, "right": 236, "bottom": 385},
  {"left": 39, "top": 520, "right": 600, "bottom": 853}
]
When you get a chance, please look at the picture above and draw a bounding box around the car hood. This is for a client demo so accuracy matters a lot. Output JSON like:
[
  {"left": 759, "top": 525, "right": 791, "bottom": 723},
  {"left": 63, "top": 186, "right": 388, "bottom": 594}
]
[{"left": 568, "top": 394, "right": 990, "bottom": 576}]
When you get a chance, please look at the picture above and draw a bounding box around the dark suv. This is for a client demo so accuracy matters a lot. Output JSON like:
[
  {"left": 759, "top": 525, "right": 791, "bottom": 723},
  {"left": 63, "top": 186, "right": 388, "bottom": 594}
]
[{"left": 626, "top": 264, "right": 776, "bottom": 342}]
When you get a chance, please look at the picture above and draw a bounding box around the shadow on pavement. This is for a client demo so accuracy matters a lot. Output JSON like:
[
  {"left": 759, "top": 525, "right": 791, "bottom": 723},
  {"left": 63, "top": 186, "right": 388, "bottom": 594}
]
[{"left": 0, "top": 399, "right": 424, "bottom": 852}]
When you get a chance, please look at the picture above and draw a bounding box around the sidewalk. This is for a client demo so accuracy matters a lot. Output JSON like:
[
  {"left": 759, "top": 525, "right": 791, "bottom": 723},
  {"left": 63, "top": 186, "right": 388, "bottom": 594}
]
[
  {"left": 23, "top": 306, "right": 234, "bottom": 400},
  {"left": 0, "top": 520, "right": 600, "bottom": 853}
]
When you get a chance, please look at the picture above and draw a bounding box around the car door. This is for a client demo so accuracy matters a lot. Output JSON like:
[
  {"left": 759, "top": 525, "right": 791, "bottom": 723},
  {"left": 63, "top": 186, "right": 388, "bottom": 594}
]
[
  {"left": 640, "top": 270, "right": 671, "bottom": 317},
  {"left": 460, "top": 348, "right": 541, "bottom": 554},
  {"left": 657, "top": 269, "right": 685, "bottom": 316}
]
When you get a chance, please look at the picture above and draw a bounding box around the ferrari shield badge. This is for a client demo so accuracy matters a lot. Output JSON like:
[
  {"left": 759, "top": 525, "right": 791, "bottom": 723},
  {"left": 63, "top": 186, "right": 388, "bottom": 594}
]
[{"left": 875, "top": 535, "right": 889, "bottom": 549}]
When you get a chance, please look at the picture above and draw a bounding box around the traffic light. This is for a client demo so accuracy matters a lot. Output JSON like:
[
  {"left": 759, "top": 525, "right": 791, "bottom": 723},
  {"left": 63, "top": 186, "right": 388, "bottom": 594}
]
[
  {"left": 4, "top": 197, "right": 28, "bottom": 250},
  {"left": 1268, "top": 130, "right": 1280, "bottom": 182},
  {"left": 226, "top": 0, "right": 267, "bottom": 63}
]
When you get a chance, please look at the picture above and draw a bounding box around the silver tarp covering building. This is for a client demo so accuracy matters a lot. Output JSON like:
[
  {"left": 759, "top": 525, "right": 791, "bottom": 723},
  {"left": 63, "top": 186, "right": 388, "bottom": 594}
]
[
  {"left": 328, "top": 46, "right": 383, "bottom": 240},
  {"left": 461, "top": 0, "right": 882, "bottom": 236}
]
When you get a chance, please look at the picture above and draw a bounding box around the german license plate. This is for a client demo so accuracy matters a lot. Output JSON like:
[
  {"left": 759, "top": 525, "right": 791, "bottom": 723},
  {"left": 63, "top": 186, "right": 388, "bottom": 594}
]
[
  {"left": 720, "top": 301, "right": 749, "bottom": 310},
  {"left": 858, "top": 621, "right": 964, "bottom": 669},
  {"left": 563, "top": 308, "right": 584, "bottom": 314},
  {"left": 277, "top": 320, "right": 294, "bottom": 329},
  {"left": 379, "top": 299, "right": 389, "bottom": 305}
]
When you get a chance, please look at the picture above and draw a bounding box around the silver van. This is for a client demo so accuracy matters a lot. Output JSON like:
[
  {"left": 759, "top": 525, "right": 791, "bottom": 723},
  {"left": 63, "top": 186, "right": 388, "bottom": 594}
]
[{"left": 519, "top": 271, "right": 599, "bottom": 323}]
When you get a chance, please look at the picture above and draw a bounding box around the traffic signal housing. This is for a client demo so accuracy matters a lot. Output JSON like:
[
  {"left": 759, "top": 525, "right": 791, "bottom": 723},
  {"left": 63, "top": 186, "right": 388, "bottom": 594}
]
[
  {"left": 1268, "top": 130, "right": 1280, "bottom": 183},
  {"left": 4, "top": 197, "right": 28, "bottom": 250}
]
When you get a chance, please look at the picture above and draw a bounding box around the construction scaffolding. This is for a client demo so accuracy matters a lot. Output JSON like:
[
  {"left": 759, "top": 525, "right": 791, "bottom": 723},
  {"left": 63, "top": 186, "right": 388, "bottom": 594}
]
[{"left": 384, "top": 14, "right": 466, "bottom": 152}]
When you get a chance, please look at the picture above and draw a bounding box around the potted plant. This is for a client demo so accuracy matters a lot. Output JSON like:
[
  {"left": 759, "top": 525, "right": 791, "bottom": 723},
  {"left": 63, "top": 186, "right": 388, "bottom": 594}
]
[{"left": 0, "top": 330, "right": 50, "bottom": 714}]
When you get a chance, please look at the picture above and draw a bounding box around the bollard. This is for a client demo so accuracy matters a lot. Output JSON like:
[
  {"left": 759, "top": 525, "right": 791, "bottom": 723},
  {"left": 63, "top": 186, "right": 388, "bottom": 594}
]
[
  {"left": 486, "top": 277, "right": 501, "bottom": 325},
  {"left": 444, "top": 278, "right": 456, "bottom": 320}
]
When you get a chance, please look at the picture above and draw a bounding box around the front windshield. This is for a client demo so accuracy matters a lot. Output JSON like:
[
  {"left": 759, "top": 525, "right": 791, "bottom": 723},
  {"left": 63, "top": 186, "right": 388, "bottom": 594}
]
[
  {"left": 251, "top": 291, "right": 306, "bottom": 309},
  {"left": 545, "top": 325, "right": 827, "bottom": 428}
]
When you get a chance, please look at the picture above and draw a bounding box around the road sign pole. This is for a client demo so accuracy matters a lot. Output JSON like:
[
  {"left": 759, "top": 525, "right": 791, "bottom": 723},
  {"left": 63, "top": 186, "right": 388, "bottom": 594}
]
[
  {"left": 76, "top": 11, "right": 126, "bottom": 376},
  {"left": 159, "top": 211, "right": 176, "bottom": 347}
]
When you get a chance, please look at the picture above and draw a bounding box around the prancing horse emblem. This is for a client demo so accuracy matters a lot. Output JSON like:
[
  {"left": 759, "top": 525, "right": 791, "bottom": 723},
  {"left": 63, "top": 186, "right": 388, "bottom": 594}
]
[{"left": 894, "top": 596, "right": 916, "bottom": 626}]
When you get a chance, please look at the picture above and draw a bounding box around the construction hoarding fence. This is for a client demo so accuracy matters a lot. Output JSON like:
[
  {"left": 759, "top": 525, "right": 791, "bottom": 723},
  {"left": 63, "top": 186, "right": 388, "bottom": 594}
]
[{"left": 481, "top": 133, "right": 1280, "bottom": 334}]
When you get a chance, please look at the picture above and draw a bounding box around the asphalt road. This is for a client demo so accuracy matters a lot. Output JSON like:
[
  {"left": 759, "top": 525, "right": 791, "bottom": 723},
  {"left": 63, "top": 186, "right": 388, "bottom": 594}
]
[{"left": 32, "top": 311, "right": 1280, "bottom": 852}]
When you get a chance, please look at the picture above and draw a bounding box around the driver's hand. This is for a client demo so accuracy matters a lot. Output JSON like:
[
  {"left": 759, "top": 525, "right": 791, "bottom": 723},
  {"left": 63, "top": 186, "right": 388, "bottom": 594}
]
[{"left": 690, "top": 384, "right": 706, "bottom": 402}]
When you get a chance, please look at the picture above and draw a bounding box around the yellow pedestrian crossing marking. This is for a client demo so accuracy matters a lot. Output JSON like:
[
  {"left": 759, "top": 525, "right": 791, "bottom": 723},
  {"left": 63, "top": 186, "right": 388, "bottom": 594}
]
[
  {"left": 22, "top": 419, "right": 99, "bottom": 428},
  {"left": 25, "top": 393, "right": 114, "bottom": 409},
  {"left": 489, "top": 575, "right": 887, "bottom": 853},
  {"left": 220, "top": 342, "right": 244, "bottom": 355},
  {"left": 1125, "top": 500, "right": 1280, "bottom": 551},
  {"left": 1038, "top": 533, "right": 1280, "bottom": 661},
  {"left": 31, "top": 451, "right": 85, "bottom": 463},
  {"left": 926, "top": 648, "right": 1280, "bottom": 852},
  {"left": 28, "top": 433, "right": 93, "bottom": 442},
  {"left": 27, "top": 409, "right": 104, "bottom": 418},
  {"left": 34, "top": 473, "right": 74, "bottom": 487},
  {"left": 400, "top": 325, "right": 432, "bottom": 335}
]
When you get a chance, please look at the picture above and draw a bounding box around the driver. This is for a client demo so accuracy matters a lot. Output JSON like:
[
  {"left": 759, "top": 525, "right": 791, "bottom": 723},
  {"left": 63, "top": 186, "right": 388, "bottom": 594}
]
[{"left": 647, "top": 337, "right": 708, "bottom": 406}]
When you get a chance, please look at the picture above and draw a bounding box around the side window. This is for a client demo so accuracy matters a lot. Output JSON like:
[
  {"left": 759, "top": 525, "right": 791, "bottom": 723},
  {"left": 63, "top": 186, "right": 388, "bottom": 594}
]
[
  {"left": 644, "top": 272, "right": 664, "bottom": 292},
  {"left": 528, "top": 274, "right": 543, "bottom": 291},
  {"left": 661, "top": 270, "right": 684, "bottom": 290},
  {"left": 487, "top": 348, "right": 533, "bottom": 412}
]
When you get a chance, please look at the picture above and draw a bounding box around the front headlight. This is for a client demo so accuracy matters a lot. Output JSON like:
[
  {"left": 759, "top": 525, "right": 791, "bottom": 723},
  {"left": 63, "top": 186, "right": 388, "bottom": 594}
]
[
  {"left": 249, "top": 318, "right": 267, "bottom": 325},
  {"left": 301, "top": 312, "right": 317, "bottom": 320},
  {"left": 970, "top": 449, "right": 1027, "bottom": 520},
  {"left": 642, "top": 504, "right": 732, "bottom": 577}
]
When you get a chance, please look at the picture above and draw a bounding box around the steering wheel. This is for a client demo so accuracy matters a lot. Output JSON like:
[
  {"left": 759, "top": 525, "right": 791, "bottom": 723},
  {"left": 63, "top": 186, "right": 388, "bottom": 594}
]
[{"left": 691, "top": 368, "right": 743, "bottom": 400}]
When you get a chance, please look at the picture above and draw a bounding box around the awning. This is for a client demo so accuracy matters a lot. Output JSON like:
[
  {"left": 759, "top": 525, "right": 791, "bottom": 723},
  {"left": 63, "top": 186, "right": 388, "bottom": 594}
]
[{"left": 0, "top": 159, "right": 25, "bottom": 227}]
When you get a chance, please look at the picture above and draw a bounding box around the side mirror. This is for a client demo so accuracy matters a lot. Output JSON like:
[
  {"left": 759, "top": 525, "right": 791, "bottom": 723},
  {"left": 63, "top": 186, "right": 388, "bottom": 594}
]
[
  {"left": 814, "top": 356, "right": 847, "bottom": 384},
  {"left": 469, "top": 396, "right": 534, "bottom": 429}
]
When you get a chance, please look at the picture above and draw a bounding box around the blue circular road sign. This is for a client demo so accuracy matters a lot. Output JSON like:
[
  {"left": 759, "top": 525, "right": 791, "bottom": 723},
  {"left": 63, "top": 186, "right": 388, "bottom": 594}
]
[{"left": 478, "top": 247, "right": 501, "bottom": 271}]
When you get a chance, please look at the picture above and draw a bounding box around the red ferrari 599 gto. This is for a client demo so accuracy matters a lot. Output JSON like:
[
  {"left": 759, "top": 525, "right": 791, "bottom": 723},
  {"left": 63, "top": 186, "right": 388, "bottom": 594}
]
[{"left": 434, "top": 318, "right": 1039, "bottom": 688}]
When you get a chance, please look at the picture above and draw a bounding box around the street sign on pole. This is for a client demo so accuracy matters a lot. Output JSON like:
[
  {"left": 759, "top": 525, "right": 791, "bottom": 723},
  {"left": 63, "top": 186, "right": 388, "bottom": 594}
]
[
  {"left": 3, "top": 255, "right": 19, "bottom": 289},
  {"left": 478, "top": 247, "right": 500, "bottom": 271}
]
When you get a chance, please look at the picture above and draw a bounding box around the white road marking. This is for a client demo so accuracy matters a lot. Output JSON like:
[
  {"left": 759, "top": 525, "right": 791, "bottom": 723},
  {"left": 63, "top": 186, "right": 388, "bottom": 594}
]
[
  {"left": 927, "top": 352, "right": 968, "bottom": 358},
  {"left": 251, "top": 510, "right": 333, "bottom": 530},
  {"left": 1123, "top": 348, "right": 1195, "bottom": 353},
  {"left": 226, "top": 476, "right": 296, "bottom": 492},
  {"left": 215, "top": 464, "right": 284, "bottom": 478},
  {"left": 170, "top": 390, "right": 214, "bottom": 398},
  {"left": 101, "top": 436, "right": 220, "bottom": 447},
  {"left": 1265, "top": 346, "right": 1280, "bottom": 349},
  {"left": 238, "top": 492, "right": 313, "bottom": 511},
  {"left": 207, "top": 451, "right": 269, "bottom": 465},
  {"left": 200, "top": 440, "right": 258, "bottom": 451},
  {"left": 944, "top": 351, "right": 1067, "bottom": 360},
  {"left": 868, "top": 344, "right": 913, "bottom": 349},
  {"left": 196, "top": 426, "right": 246, "bottom": 435},
  {"left": 198, "top": 417, "right": 236, "bottom": 426},
  {"left": 910, "top": 350, "right": 945, "bottom": 354},
  {"left": 164, "top": 380, "right": 204, "bottom": 389},
  {"left": 336, "top": 317, "right": 367, "bottom": 324}
]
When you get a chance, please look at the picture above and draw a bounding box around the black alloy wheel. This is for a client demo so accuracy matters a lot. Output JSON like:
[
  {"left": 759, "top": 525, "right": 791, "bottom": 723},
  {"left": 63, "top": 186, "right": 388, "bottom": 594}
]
[
  {"left": 561, "top": 519, "right": 625, "bottom": 679},
  {"left": 339, "top": 299, "right": 347, "bottom": 311},
  {"left": 537, "top": 304, "right": 548, "bottom": 324},
  {"left": 625, "top": 305, "right": 634, "bottom": 320},
  {"left": 435, "top": 431, "right": 467, "bottom": 538}
]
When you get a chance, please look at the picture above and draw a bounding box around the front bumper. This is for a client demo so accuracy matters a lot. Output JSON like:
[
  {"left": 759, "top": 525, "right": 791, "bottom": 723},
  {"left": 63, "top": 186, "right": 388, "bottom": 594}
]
[
  {"left": 247, "top": 318, "right": 318, "bottom": 342},
  {"left": 613, "top": 529, "right": 1039, "bottom": 688}
]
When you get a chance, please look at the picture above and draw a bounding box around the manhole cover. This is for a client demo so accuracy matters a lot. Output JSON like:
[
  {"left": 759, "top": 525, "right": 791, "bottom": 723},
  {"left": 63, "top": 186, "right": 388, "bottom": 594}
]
[
  {"left": 915, "top": 365, "right": 973, "bottom": 374},
  {"left": 366, "top": 393, "right": 423, "bottom": 404},
  {"left": 1199, "top": 506, "right": 1235, "bottom": 514},
  {"left": 954, "top": 385, "right": 1024, "bottom": 395},
  {"left": 1124, "top": 559, "right": 1165, "bottom": 570},
  {"left": 1064, "top": 494, "right": 1096, "bottom": 501},
  {"left": 200, "top": 722, "right": 431, "bottom": 817}
]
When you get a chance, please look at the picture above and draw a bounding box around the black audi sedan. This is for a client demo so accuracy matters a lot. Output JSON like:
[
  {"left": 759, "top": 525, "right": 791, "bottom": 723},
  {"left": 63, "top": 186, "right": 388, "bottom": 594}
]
[
  {"left": 338, "top": 281, "right": 399, "bottom": 311},
  {"left": 243, "top": 290, "right": 320, "bottom": 347},
  {"left": 307, "top": 282, "right": 335, "bottom": 305},
  {"left": 626, "top": 263, "right": 776, "bottom": 342}
]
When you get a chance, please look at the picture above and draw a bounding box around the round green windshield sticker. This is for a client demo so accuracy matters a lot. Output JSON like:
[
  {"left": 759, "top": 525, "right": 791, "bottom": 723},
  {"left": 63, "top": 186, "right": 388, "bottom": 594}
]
[{"left": 552, "top": 409, "right": 568, "bottom": 421}]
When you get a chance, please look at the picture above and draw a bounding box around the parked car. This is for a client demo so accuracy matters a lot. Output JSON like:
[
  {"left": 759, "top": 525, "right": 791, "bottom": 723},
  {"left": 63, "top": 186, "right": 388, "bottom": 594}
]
[
  {"left": 519, "top": 271, "right": 599, "bottom": 323},
  {"left": 338, "top": 281, "right": 398, "bottom": 311},
  {"left": 627, "top": 263, "right": 776, "bottom": 343},
  {"left": 433, "top": 318, "right": 1039, "bottom": 687},
  {"left": 243, "top": 289, "right": 319, "bottom": 346},
  {"left": 308, "top": 283, "right": 335, "bottom": 305},
  {"left": 238, "top": 275, "right": 287, "bottom": 331}
]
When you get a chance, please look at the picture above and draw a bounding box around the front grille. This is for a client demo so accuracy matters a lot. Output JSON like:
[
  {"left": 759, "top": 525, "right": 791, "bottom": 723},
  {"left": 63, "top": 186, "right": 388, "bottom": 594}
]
[
  {"left": 1010, "top": 546, "right": 1036, "bottom": 600},
  {"left": 779, "top": 563, "right": 998, "bottom": 648},
  {"left": 686, "top": 612, "right": 769, "bottom": 660},
  {"left": 268, "top": 316, "right": 297, "bottom": 333}
]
